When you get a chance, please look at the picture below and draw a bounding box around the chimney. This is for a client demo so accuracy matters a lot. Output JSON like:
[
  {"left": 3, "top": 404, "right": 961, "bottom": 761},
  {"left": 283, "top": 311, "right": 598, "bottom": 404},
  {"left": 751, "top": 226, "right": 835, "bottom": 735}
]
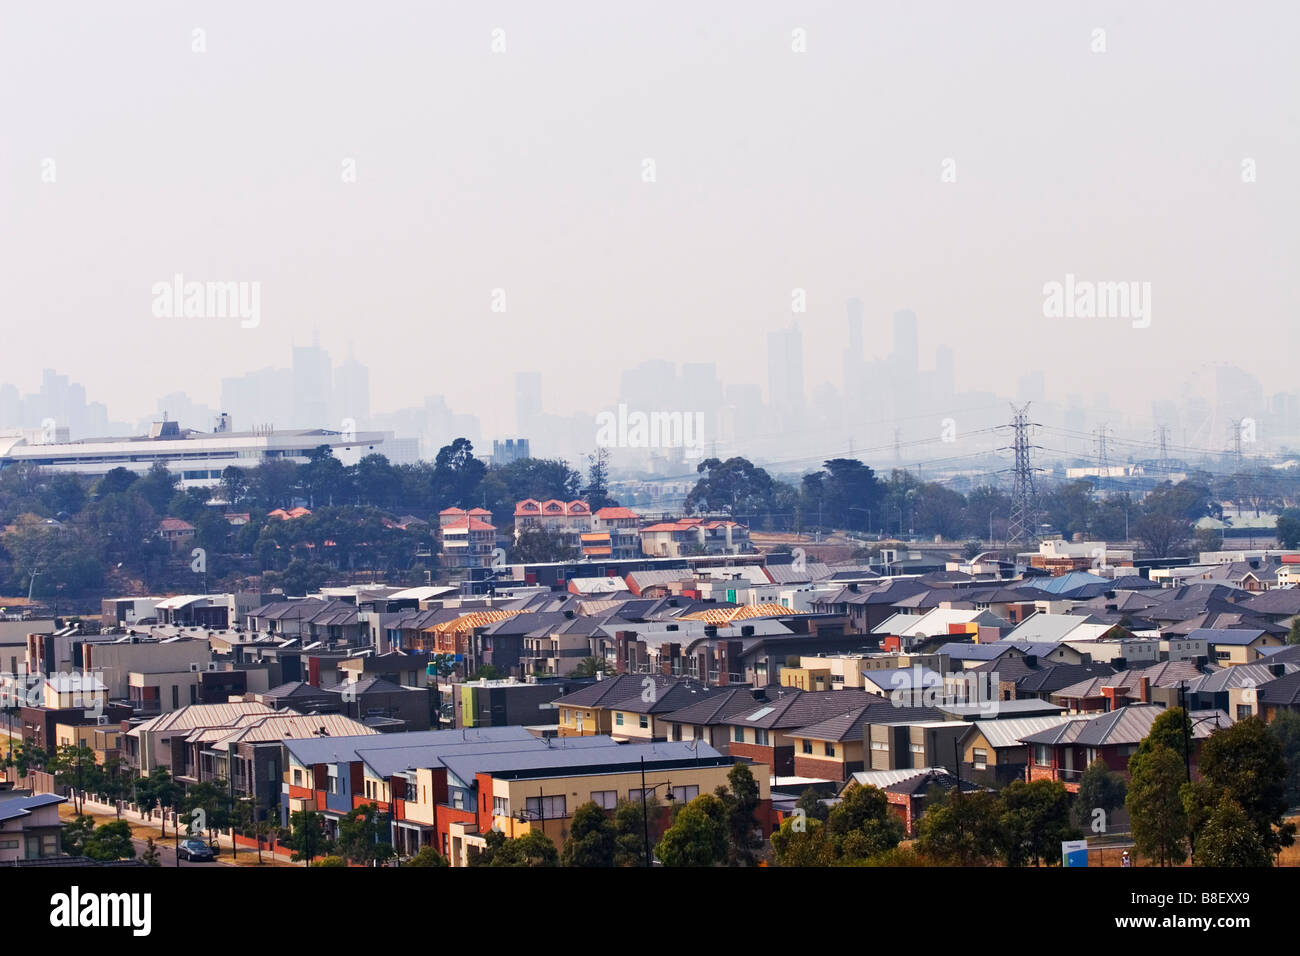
[
  {"left": 1138, "top": 676, "right": 1150, "bottom": 703},
  {"left": 849, "top": 582, "right": 859, "bottom": 593},
  {"left": 1270, "top": 662, "right": 1285, "bottom": 678}
]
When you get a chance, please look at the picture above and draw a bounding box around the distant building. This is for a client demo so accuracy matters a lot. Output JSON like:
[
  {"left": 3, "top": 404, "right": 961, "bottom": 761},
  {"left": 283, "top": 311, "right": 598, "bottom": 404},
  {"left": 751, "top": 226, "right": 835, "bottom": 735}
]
[
  {"left": 0, "top": 421, "right": 394, "bottom": 489},
  {"left": 491, "top": 438, "right": 530, "bottom": 466}
]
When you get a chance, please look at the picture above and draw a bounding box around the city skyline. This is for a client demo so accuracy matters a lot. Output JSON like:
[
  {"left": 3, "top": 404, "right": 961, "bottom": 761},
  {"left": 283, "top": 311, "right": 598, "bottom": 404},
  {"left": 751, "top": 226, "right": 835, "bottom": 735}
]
[{"left": 4, "top": 1, "right": 1297, "bottom": 456}]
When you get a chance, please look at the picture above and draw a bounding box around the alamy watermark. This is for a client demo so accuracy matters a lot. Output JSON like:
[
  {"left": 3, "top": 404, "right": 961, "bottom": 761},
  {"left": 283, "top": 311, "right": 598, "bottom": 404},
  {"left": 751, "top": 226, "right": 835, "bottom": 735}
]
[
  {"left": 595, "top": 404, "right": 705, "bottom": 459},
  {"left": 1042, "top": 273, "right": 1150, "bottom": 329},
  {"left": 152, "top": 274, "right": 260, "bottom": 328}
]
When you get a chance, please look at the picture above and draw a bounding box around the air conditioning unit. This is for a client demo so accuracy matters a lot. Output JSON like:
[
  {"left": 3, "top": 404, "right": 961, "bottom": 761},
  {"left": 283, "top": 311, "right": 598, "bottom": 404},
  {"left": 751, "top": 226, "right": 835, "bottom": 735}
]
[
  {"left": 189, "top": 662, "right": 201, "bottom": 672},
  {"left": 207, "top": 662, "right": 218, "bottom": 670},
  {"left": 96, "top": 715, "right": 108, "bottom": 725}
]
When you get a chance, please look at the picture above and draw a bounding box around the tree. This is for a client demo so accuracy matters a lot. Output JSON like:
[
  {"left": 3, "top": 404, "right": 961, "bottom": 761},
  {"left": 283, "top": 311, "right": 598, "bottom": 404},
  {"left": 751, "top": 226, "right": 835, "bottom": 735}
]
[
  {"left": 336, "top": 802, "right": 396, "bottom": 866},
  {"left": 134, "top": 461, "right": 180, "bottom": 514},
  {"left": 915, "top": 788, "right": 1002, "bottom": 865},
  {"left": 770, "top": 815, "right": 836, "bottom": 866},
  {"left": 96, "top": 467, "right": 139, "bottom": 497},
  {"left": 561, "top": 801, "right": 617, "bottom": 867},
  {"left": 685, "top": 457, "right": 779, "bottom": 518},
  {"left": 1290, "top": 618, "right": 1300, "bottom": 647},
  {"left": 134, "top": 766, "right": 177, "bottom": 837},
  {"left": 82, "top": 820, "right": 136, "bottom": 861},
  {"left": 432, "top": 440, "right": 487, "bottom": 509},
  {"left": 655, "top": 793, "right": 729, "bottom": 866},
  {"left": 404, "top": 846, "right": 449, "bottom": 867},
  {"left": 182, "top": 780, "right": 233, "bottom": 841},
  {"left": 1194, "top": 716, "right": 1296, "bottom": 858},
  {"left": 825, "top": 783, "right": 905, "bottom": 862},
  {"left": 1191, "top": 795, "right": 1272, "bottom": 867},
  {"left": 61, "top": 814, "right": 96, "bottom": 856},
  {"left": 286, "top": 809, "right": 332, "bottom": 865},
  {"left": 220, "top": 466, "right": 249, "bottom": 508},
  {"left": 996, "top": 779, "right": 1079, "bottom": 867},
  {"left": 570, "top": 656, "right": 608, "bottom": 678},
  {"left": 1126, "top": 746, "right": 1188, "bottom": 867},
  {"left": 1266, "top": 709, "right": 1300, "bottom": 807},
  {"left": 613, "top": 798, "right": 654, "bottom": 866},
  {"left": 794, "top": 787, "right": 830, "bottom": 823},
  {"left": 511, "top": 527, "right": 576, "bottom": 563},
  {"left": 583, "top": 448, "right": 616, "bottom": 512},
  {"left": 1133, "top": 513, "right": 1192, "bottom": 559},
  {"left": 1277, "top": 508, "right": 1300, "bottom": 549},
  {"left": 716, "top": 763, "right": 762, "bottom": 865},
  {"left": 6, "top": 742, "right": 48, "bottom": 780},
  {"left": 141, "top": 837, "right": 162, "bottom": 867},
  {"left": 49, "top": 743, "right": 101, "bottom": 814},
  {"left": 490, "top": 829, "right": 559, "bottom": 867},
  {"left": 1072, "top": 759, "right": 1128, "bottom": 831},
  {"left": 1136, "top": 706, "right": 1192, "bottom": 763}
]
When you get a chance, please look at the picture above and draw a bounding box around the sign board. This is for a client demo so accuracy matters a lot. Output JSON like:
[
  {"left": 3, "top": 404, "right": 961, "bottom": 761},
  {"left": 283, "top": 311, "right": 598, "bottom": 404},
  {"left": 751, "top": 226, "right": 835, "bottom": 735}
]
[{"left": 1062, "top": 839, "right": 1089, "bottom": 868}]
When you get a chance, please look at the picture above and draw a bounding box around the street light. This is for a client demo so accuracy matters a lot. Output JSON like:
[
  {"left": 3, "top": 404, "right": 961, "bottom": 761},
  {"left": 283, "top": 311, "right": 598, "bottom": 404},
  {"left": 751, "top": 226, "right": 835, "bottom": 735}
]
[{"left": 638, "top": 756, "right": 677, "bottom": 867}]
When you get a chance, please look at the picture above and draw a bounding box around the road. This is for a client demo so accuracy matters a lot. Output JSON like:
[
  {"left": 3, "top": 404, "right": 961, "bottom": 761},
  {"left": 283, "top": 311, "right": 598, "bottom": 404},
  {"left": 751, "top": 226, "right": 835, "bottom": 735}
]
[{"left": 130, "top": 831, "right": 234, "bottom": 867}]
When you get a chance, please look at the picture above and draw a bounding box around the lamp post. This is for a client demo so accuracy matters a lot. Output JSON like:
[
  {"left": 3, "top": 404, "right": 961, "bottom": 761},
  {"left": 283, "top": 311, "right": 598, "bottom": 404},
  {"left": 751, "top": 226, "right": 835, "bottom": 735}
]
[{"left": 637, "top": 756, "right": 677, "bottom": 867}]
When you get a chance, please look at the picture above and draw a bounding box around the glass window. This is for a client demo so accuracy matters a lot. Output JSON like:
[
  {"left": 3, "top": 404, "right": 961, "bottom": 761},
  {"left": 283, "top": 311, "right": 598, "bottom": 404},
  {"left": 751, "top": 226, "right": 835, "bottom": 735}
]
[
  {"left": 670, "top": 785, "right": 699, "bottom": 803},
  {"left": 493, "top": 796, "right": 510, "bottom": 817},
  {"left": 591, "top": 790, "right": 618, "bottom": 810},
  {"left": 754, "top": 728, "right": 769, "bottom": 746},
  {"left": 526, "top": 795, "right": 566, "bottom": 819},
  {"left": 639, "top": 715, "right": 649, "bottom": 729},
  {"left": 615, "top": 712, "right": 624, "bottom": 726},
  {"left": 973, "top": 749, "right": 988, "bottom": 770},
  {"left": 801, "top": 740, "right": 813, "bottom": 754},
  {"left": 733, "top": 726, "right": 745, "bottom": 743},
  {"left": 824, "top": 742, "right": 836, "bottom": 757}
]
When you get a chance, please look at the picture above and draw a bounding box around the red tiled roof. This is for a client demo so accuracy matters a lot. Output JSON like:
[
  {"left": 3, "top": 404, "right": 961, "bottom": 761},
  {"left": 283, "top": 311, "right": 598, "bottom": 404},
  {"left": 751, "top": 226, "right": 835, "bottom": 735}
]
[
  {"left": 442, "top": 517, "right": 496, "bottom": 532},
  {"left": 595, "top": 506, "right": 640, "bottom": 519}
]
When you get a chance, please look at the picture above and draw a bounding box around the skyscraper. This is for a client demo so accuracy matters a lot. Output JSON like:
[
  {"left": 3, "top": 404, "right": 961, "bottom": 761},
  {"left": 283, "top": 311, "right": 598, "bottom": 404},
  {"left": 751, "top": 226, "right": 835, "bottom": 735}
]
[{"left": 767, "top": 325, "right": 804, "bottom": 415}]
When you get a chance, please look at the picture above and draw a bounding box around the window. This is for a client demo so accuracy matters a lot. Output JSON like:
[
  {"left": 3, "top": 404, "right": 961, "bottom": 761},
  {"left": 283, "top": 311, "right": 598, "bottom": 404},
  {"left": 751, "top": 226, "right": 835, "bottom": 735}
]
[
  {"left": 591, "top": 790, "right": 618, "bottom": 810},
  {"left": 973, "top": 748, "right": 988, "bottom": 770},
  {"left": 871, "top": 740, "right": 888, "bottom": 751},
  {"left": 326, "top": 771, "right": 339, "bottom": 795},
  {"left": 1237, "top": 704, "right": 1253, "bottom": 720},
  {"left": 639, "top": 714, "right": 649, "bottom": 729},
  {"left": 733, "top": 726, "right": 745, "bottom": 743},
  {"left": 493, "top": 796, "right": 510, "bottom": 817},
  {"left": 754, "top": 728, "right": 769, "bottom": 746},
  {"left": 629, "top": 788, "right": 655, "bottom": 804},
  {"left": 802, "top": 740, "right": 813, "bottom": 754},
  {"left": 526, "top": 795, "right": 566, "bottom": 819},
  {"left": 292, "top": 769, "right": 302, "bottom": 786},
  {"left": 670, "top": 785, "right": 699, "bottom": 803},
  {"left": 1034, "top": 744, "right": 1051, "bottom": 767},
  {"left": 615, "top": 712, "right": 624, "bottom": 726},
  {"left": 909, "top": 743, "right": 924, "bottom": 755}
]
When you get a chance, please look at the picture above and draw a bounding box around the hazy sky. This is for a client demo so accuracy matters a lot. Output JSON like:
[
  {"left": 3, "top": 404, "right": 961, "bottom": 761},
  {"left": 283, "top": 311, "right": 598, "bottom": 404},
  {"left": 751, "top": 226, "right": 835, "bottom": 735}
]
[{"left": 3, "top": 1, "right": 1297, "bottom": 440}]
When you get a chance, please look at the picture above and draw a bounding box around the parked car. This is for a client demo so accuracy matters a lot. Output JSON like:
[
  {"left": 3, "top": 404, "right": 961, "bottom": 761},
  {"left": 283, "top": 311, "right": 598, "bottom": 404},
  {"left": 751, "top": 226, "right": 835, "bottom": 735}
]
[{"left": 178, "top": 839, "right": 215, "bottom": 862}]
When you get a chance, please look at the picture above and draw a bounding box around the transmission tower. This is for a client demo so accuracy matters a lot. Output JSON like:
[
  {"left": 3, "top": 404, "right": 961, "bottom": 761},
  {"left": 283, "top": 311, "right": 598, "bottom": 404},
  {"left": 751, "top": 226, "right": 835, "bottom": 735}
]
[
  {"left": 1094, "top": 424, "right": 1111, "bottom": 491},
  {"left": 1229, "top": 420, "right": 1243, "bottom": 471},
  {"left": 1004, "top": 403, "right": 1041, "bottom": 544},
  {"left": 1155, "top": 424, "right": 1170, "bottom": 472}
]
